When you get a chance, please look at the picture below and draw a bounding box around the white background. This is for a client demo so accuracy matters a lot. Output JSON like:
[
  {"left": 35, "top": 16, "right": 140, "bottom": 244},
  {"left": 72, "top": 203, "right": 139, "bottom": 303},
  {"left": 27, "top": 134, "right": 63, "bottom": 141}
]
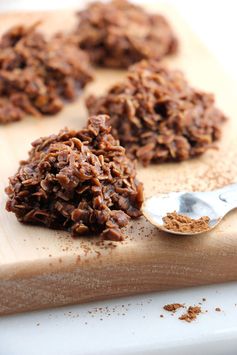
[{"left": 0, "top": 1, "right": 237, "bottom": 354}]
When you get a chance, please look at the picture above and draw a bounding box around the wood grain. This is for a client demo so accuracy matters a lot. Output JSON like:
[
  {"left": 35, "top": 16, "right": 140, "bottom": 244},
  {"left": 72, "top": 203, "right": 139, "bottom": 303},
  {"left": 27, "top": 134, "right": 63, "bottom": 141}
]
[{"left": 1, "top": 5, "right": 237, "bottom": 315}]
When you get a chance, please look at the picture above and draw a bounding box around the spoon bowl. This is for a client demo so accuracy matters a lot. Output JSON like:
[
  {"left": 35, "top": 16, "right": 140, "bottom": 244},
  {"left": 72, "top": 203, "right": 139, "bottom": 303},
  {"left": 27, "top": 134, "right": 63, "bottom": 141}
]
[{"left": 142, "top": 184, "right": 237, "bottom": 235}]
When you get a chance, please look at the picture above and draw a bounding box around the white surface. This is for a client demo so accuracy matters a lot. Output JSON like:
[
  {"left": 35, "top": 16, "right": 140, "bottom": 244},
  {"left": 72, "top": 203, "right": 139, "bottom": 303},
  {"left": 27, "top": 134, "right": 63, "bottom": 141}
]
[
  {"left": 1, "top": 283, "right": 237, "bottom": 355},
  {"left": 0, "top": 1, "right": 237, "bottom": 354}
]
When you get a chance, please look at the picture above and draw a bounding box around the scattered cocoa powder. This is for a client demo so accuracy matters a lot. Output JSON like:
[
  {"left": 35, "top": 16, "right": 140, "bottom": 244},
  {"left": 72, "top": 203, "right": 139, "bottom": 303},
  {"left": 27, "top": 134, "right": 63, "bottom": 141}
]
[
  {"left": 5, "top": 115, "right": 143, "bottom": 241},
  {"left": 163, "top": 303, "right": 184, "bottom": 312},
  {"left": 0, "top": 23, "right": 93, "bottom": 124},
  {"left": 179, "top": 306, "right": 202, "bottom": 323},
  {"left": 162, "top": 301, "right": 227, "bottom": 323},
  {"left": 162, "top": 211, "right": 210, "bottom": 233},
  {"left": 87, "top": 60, "right": 226, "bottom": 166},
  {"left": 74, "top": 0, "right": 178, "bottom": 68}
]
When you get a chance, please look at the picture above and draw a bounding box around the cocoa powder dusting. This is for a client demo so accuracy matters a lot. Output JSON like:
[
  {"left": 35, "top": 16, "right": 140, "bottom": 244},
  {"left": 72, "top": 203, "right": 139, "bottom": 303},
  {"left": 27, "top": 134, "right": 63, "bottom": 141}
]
[
  {"left": 163, "top": 303, "right": 184, "bottom": 312},
  {"left": 179, "top": 306, "right": 202, "bottom": 323},
  {"left": 74, "top": 0, "right": 178, "bottom": 68},
  {"left": 163, "top": 303, "right": 204, "bottom": 323},
  {"left": 162, "top": 211, "right": 210, "bottom": 233},
  {"left": 87, "top": 60, "right": 226, "bottom": 166},
  {"left": 0, "top": 23, "right": 93, "bottom": 124},
  {"left": 5, "top": 115, "right": 143, "bottom": 241}
]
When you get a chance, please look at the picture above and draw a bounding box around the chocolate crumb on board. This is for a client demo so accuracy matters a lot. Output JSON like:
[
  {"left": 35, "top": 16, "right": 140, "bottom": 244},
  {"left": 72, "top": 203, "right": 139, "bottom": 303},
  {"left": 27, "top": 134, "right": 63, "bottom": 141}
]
[
  {"left": 162, "top": 211, "right": 210, "bottom": 233},
  {"left": 87, "top": 60, "right": 227, "bottom": 166},
  {"left": 163, "top": 303, "right": 184, "bottom": 312},
  {"left": 0, "top": 23, "right": 93, "bottom": 124},
  {"left": 179, "top": 306, "right": 202, "bottom": 323},
  {"left": 74, "top": 0, "right": 178, "bottom": 68},
  {"left": 5, "top": 115, "right": 143, "bottom": 241}
]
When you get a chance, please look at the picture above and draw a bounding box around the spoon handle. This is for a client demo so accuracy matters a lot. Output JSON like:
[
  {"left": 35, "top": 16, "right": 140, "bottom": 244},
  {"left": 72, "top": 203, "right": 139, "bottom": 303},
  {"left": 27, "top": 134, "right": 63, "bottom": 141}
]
[{"left": 217, "top": 183, "right": 237, "bottom": 207}]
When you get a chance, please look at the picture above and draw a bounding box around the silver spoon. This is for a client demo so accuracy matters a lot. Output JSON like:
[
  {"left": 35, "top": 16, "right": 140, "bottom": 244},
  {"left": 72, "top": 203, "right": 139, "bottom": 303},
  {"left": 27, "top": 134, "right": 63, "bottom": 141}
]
[{"left": 142, "top": 183, "right": 237, "bottom": 235}]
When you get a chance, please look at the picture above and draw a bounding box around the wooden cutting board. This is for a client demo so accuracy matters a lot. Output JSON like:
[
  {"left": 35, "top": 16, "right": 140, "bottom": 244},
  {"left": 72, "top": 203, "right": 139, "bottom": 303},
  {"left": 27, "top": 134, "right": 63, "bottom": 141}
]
[{"left": 1, "top": 5, "right": 237, "bottom": 316}]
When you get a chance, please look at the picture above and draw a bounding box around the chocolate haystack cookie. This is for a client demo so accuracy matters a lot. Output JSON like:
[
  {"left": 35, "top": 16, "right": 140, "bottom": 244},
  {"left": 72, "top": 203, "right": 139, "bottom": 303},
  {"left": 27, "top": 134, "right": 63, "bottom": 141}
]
[
  {"left": 0, "top": 23, "right": 93, "bottom": 124},
  {"left": 74, "top": 0, "right": 177, "bottom": 68},
  {"left": 5, "top": 115, "right": 143, "bottom": 241},
  {"left": 87, "top": 60, "right": 227, "bottom": 166}
]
